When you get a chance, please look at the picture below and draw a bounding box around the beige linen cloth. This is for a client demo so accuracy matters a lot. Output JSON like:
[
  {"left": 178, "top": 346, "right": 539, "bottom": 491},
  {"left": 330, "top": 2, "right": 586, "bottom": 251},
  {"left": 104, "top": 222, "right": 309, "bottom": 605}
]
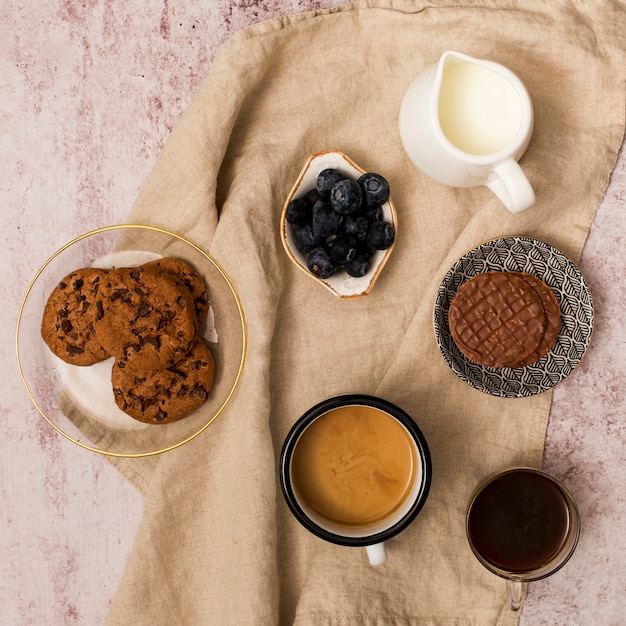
[{"left": 104, "top": 1, "right": 625, "bottom": 624}]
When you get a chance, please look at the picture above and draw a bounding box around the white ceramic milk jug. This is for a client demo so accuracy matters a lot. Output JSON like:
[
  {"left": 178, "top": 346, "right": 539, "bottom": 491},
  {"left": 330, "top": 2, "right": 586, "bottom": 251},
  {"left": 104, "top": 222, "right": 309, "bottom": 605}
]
[{"left": 399, "top": 50, "right": 535, "bottom": 213}]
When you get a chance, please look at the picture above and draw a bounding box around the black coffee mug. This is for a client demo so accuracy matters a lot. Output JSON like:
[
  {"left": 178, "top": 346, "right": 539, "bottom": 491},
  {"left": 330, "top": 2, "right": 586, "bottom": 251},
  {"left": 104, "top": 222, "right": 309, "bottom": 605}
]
[{"left": 280, "top": 394, "right": 431, "bottom": 565}]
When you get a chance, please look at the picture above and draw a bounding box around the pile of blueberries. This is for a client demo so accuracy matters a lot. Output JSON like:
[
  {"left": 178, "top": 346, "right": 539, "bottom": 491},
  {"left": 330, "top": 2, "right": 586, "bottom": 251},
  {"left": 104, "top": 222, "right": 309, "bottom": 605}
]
[{"left": 285, "top": 168, "right": 395, "bottom": 279}]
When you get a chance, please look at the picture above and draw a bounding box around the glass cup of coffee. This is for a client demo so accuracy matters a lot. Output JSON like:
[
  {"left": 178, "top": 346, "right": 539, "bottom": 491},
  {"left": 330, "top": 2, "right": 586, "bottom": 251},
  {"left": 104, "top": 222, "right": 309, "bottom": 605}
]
[
  {"left": 280, "top": 394, "right": 432, "bottom": 566},
  {"left": 466, "top": 467, "right": 580, "bottom": 611}
]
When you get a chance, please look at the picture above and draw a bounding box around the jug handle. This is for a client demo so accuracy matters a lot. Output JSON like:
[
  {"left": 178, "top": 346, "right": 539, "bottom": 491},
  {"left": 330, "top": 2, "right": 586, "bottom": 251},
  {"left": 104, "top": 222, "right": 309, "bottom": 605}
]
[{"left": 486, "top": 159, "right": 535, "bottom": 214}]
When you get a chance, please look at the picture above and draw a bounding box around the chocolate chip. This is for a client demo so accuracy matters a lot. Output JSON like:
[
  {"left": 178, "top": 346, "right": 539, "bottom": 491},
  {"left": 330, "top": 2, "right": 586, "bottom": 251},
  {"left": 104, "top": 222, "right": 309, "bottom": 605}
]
[
  {"left": 143, "top": 336, "right": 160, "bottom": 349},
  {"left": 72, "top": 278, "right": 84, "bottom": 290},
  {"left": 158, "top": 314, "right": 174, "bottom": 330},
  {"left": 137, "top": 303, "right": 150, "bottom": 317},
  {"left": 67, "top": 345, "right": 84, "bottom": 356},
  {"left": 126, "top": 344, "right": 141, "bottom": 356},
  {"left": 127, "top": 394, "right": 142, "bottom": 409},
  {"left": 189, "top": 386, "right": 207, "bottom": 400},
  {"left": 110, "top": 288, "right": 129, "bottom": 302},
  {"left": 61, "top": 319, "right": 73, "bottom": 334},
  {"left": 155, "top": 408, "right": 168, "bottom": 422},
  {"left": 94, "top": 301, "right": 104, "bottom": 321}
]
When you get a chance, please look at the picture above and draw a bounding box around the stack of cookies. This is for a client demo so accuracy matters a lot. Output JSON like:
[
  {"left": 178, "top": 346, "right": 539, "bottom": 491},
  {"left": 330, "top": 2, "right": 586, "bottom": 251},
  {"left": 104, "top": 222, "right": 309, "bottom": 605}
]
[
  {"left": 41, "top": 257, "right": 215, "bottom": 425},
  {"left": 448, "top": 271, "right": 561, "bottom": 368}
]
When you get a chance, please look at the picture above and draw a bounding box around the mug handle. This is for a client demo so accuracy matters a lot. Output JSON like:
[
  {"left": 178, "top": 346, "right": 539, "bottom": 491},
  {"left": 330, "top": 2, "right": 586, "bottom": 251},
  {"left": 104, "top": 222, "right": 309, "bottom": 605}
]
[
  {"left": 366, "top": 542, "right": 388, "bottom": 566},
  {"left": 486, "top": 159, "right": 536, "bottom": 214},
  {"left": 507, "top": 579, "right": 526, "bottom": 611}
]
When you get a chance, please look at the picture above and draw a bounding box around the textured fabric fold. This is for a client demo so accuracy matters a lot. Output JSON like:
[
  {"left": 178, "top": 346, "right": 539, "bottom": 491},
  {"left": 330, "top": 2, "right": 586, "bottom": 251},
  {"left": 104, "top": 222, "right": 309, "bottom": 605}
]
[{"left": 105, "top": 1, "right": 625, "bottom": 624}]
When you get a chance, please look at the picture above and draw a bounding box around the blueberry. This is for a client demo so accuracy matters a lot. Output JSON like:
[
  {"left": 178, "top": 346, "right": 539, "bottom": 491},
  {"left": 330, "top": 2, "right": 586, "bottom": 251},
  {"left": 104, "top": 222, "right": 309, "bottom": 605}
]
[
  {"left": 358, "top": 173, "right": 390, "bottom": 208},
  {"left": 363, "top": 204, "right": 383, "bottom": 224},
  {"left": 292, "top": 224, "right": 323, "bottom": 253},
  {"left": 316, "top": 169, "right": 345, "bottom": 199},
  {"left": 343, "top": 214, "right": 369, "bottom": 241},
  {"left": 367, "top": 220, "right": 395, "bottom": 250},
  {"left": 303, "top": 187, "right": 323, "bottom": 207},
  {"left": 312, "top": 201, "right": 343, "bottom": 238},
  {"left": 285, "top": 198, "right": 311, "bottom": 226},
  {"left": 358, "top": 239, "right": 377, "bottom": 258},
  {"left": 329, "top": 179, "right": 362, "bottom": 214},
  {"left": 344, "top": 252, "right": 370, "bottom": 278},
  {"left": 307, "top": 247, "right": 336, "bottom": 279},
  {"left": 329, "top": 234, "right": 357, "bottom": 265}
]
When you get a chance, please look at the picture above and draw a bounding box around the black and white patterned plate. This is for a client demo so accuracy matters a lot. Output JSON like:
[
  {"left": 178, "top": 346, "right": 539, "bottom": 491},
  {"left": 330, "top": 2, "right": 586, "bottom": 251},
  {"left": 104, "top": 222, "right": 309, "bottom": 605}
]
[{"left": 433, "top": 237, "right": 593, "bottom": 397}]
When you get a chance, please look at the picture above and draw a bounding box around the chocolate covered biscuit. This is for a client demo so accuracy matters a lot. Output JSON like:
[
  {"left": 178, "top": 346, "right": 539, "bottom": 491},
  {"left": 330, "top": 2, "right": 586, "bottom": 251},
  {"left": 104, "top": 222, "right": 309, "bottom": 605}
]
[
  {"left": 448, "top": 271, "right": 547, "bottom": 368},
  {"left": 511, "top": 272, "right": 561, "bottom": 366}
]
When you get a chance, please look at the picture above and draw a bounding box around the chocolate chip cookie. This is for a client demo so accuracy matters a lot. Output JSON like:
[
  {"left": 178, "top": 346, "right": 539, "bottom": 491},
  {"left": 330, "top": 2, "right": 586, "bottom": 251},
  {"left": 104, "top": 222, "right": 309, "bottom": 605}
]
[
  {"left": 41, "top": 268, "right": 110, "bottom": 365},
  {"left": 111, "top": 338, "right": 215, "bottom": 424},
  {"left": 93, "top": 265, "right": 197, "bottom": 371},
  {"left": 141, "top": 257, "right": 209, "bottom": 329}
]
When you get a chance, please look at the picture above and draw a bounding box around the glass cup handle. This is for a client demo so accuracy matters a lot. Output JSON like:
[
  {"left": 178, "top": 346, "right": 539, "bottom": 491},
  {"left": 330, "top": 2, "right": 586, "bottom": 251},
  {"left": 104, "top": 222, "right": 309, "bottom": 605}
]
[
  {"left": 507, "top": 579, "right": 525, "bottom": 611},
  {"left": 365, "top": 542, "right": 387, "bottom": 566}
]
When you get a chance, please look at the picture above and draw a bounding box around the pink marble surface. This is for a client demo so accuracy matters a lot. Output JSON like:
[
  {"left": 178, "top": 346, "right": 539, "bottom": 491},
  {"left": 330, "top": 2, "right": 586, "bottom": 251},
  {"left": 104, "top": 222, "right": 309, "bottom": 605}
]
[{"left": 2, "top": 1, "right": 624, "bottom": 623}]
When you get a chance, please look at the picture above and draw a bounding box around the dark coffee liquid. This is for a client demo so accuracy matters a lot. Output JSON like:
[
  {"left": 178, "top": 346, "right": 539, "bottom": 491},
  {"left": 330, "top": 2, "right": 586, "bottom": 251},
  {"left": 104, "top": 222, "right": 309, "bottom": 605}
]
[{"left": 467, "top": 470, "right": 570, "bottom": 573}]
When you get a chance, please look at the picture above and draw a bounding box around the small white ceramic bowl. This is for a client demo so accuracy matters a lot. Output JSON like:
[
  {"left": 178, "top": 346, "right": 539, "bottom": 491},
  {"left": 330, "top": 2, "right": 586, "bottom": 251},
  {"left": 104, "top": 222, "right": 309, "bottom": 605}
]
[{"left": 280, "top": 150, "right": 398, "bottom": 299}]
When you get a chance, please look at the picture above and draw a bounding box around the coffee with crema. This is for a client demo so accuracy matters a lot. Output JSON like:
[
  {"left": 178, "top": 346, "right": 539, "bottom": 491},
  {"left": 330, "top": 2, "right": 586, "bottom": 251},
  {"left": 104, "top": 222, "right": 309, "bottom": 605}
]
[{"left": 290, "top": 404, "right": 418, "bottom": 527}]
